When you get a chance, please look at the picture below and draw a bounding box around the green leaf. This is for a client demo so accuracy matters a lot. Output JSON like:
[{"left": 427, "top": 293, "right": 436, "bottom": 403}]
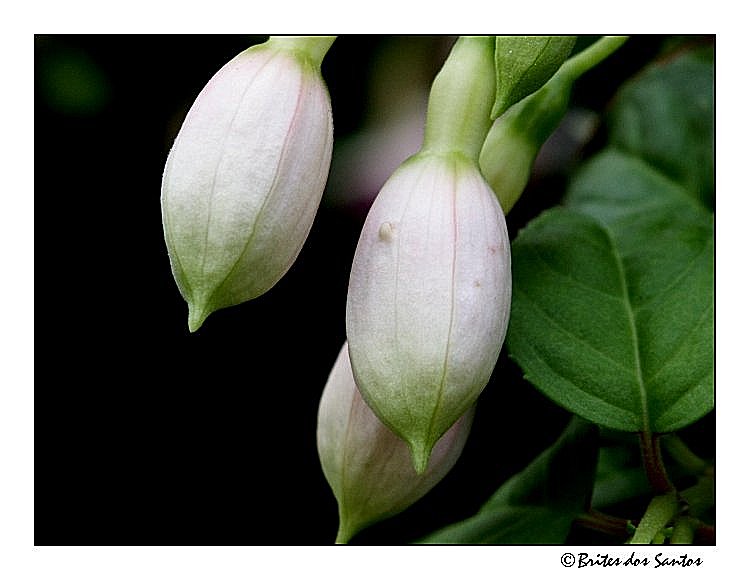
[
  {"left": 418, "top": 417, "right": 598, "bottom": 544},
  {"left": 492, "top": 36, "right": 576, "bottom": 119},
  {"left": 507, "top": 148, "right": 714, "bottom": 433},
  {"left": 608, "top": 46, "right": 715, "bottom": 208}
]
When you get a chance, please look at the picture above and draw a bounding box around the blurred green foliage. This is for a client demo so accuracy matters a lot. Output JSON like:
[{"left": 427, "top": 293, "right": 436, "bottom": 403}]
[{"left": 36, "top": 36, "right": 112, "bottom": 116}]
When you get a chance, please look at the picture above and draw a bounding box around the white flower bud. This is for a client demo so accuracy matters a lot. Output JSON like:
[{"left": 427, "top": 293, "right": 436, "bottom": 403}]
[
  {"left": 346, "top": 152, "right": 511, "bottom": 473},
  {"left": 161, "top": 38, "right": 334, "bottom": 331},
  {"left": 317, "top": 343, "right": 474, "bottom": 544}
]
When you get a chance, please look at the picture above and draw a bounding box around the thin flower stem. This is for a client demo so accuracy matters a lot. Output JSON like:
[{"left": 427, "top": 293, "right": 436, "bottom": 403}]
[
  {"left": 422, "top": 36, "right": 496, "bottom": 161},
  {"left": 268, "top": 36, "right": 336, "bottom": 69},
  {"left": 560, "top": 36, "right": 628, "bottom": 80}
]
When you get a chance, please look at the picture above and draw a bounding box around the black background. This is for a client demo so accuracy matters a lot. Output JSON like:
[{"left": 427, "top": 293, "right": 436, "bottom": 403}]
[{"left": 34, "top": 34, "right": 712, "bottom": 545}]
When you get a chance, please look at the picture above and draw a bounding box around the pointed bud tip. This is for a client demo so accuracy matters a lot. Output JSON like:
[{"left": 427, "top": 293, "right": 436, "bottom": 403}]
[
  {"left": 187, "top": 302, "right": 210, "bottom": 333},
  {"left": 409, "top": 441, "right": 433, "bottom": 475},
  {"left": 335, "top": 526, "right": 353, "bottom": 545}
]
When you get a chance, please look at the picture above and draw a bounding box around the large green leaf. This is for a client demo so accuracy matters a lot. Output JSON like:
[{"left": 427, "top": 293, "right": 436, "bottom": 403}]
[
  {"left": 507, "top": 148, "right": 714, "bottom": 433},
  {"left": 418, "top": 417, "right": 598, "bottom": 544},
  {"left": 608, "top": 46, "right": 715, "bottom": 208}
]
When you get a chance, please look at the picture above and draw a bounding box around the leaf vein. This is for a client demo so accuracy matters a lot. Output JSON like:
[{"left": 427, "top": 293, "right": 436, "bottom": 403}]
[
  {"left": 529, "top": 243, "right": 622, "bottom": 302},
  {"left": 602, "top": 225, "right": 650, "bottom": 433},
  {"left": 515, "top": 285, "right": 633, "bottom": 376},
  {"left": 633, "top": 233, "right": 713, "bottom": 313},
  {"left": 644, "top": 300, "right": 713, "bottom": 387},
  {"left": 515, "top": 330, "right": 639, "bottom": 429}
]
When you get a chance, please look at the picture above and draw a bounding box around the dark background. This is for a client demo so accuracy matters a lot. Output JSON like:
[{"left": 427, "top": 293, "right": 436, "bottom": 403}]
[{"left": 34, "top": 34, "right": 712, "bottom": 545}]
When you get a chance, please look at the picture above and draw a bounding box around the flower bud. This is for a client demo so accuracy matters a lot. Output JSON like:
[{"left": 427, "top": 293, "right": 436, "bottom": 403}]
[
  {"left": 161, "top": 37, "right": 334, "bottom": 331},
  {"left": 481, "top": 36, "right": 627, "bottom": 213},
  {"left": 317, "top": 343, "right": 474, "bottom": 544},
  {"left": 345, "top": 152, "right": 511, "bottom": 473},
  {"left": 480, "top": 72, "right": 573, "bottom": 213}
]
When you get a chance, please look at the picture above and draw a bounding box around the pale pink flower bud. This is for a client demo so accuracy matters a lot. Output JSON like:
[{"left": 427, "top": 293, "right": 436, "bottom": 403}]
[
  {"left": 317, "top": 343, "right": 474, "bottom": 543},
  {"left": 346, "top": 152, "right": 511, "bottom": 473},
  {"left": 161, "top": 38, "right": 334, "bottom": 331}
]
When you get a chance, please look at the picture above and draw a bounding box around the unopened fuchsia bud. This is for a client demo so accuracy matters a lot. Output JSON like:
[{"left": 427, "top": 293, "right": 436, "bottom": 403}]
[
  {"left": 317, "top": 344, "right": 474, "bottom": 544},
  {"left": 161, "top": 36, "right": 335, "bottom": 332},
  {"left": 346, "top": 37, "right": 512, "bottom": 473},
  {"left": 480, "top": 36, "right": 627, "bottom": 213}
]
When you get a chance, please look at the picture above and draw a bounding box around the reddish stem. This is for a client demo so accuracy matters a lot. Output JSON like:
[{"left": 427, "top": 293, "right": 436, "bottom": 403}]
[{"left": 639, "top": 431, "right": 675, "bottom": 494}]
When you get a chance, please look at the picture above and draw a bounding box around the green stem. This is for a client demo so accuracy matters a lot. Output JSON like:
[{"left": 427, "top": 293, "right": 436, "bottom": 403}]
[
  {"left": 560, "top": 36, "right": 628, "bottom": 80},
  {"left": 670, "top": 516, "right": 697, "bottom": 544},
  {"left": 662, "top": 434, "right": 710, "bottom": 475},
  {"left": 629, "top": 491, "right": 680, "bottom": 544},
  {"left": 422, "top": 36, "right": 496, "bottom": 161},
  {"left": 267, "top": 36, "right": 336, "bottom": 69}
]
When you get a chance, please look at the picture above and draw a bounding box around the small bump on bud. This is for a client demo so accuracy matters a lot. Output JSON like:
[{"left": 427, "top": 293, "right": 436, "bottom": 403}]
[{"left": 346, "top": 152, "right": 511, "bottom": 473}]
